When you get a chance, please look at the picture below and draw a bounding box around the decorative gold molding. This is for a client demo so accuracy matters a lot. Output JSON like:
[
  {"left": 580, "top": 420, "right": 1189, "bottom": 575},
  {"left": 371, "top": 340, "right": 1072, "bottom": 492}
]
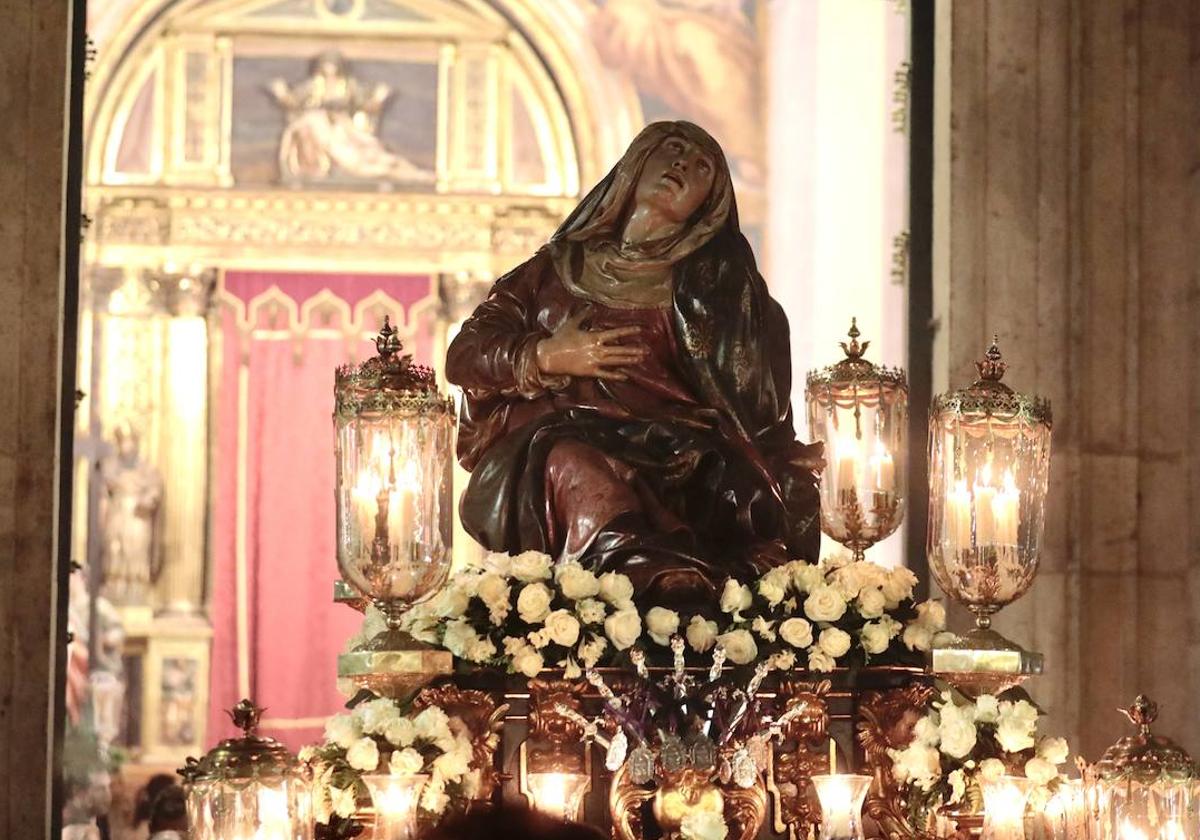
[
  {"left": 768, "top": 678, "right": 832, "bottom": 839},
  {"left": 857, "top": 683, "right": 938, "bottom": 840}
]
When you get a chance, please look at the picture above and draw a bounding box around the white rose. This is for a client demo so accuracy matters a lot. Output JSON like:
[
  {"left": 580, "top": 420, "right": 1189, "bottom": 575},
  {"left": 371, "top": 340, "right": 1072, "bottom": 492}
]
[
  {"left": 818, "top": 627, "right": 852, "bottom": 658},
  {"left": 324, "top": 713, "right": 362, "bottom": 749},
  {"left": 598, "top": 572, "right": 634, "bottom": 607},
  {"left": 680, "top": 809, "right": 728, "bottom": 840},
  {"left": 555, "top": 562, "right": 601, "bottom": 600},
  {"left": 421, "top": 775, "right": 449, "bottom": 814},
  {"left": 389, "top": 747, "right": 425, "bottom": 776},
  {"left": 789, "top": 562, "right": 824, "bottom": 594},
  {"left": 442, "top": 618, "right": 480, "bottom": 659},
  {"left": 979, "top": 757, "right": 1006, "bottom": 781},
  {"left": 915, "top": 600, "right": 947, "bottom": 631},
  {"left": 604, "top": 608, "right": 642, "bottom": 651},
  {"left": 882, "top": 567, "right": 918, "bottom": 605},
  {"left": 465, "top": 637, "right": 497, "bottom": 663},
  {"left": 770, "top": 649, "right": 797, "bottom": 671},
  {"left": 528, "top": 628, "right": 551, "bottom": 649},
  {"left": 511, "top": 550, "right": 553, "bottom": 582},
  {"left": 1024, "top": 756, "right": 1058, "bottom": 785},
  {"left": 719, "top": 579, "right": 753, "bottom": 615},
  {"left": 1037, "top": 736, "right": 1070, "bottom": 765},
  {"left": 973, "top": 694, "right": 1001, "bottom": 724},
  {"left": 938, "top": 714, "right": 978, "bottom": 759},
  {"left": 576, "top": 598, "right": 607, "bottom": 625},
  {"left": 544, "top": 609, "right": 581, "bottom": 647},
  {"left": 432, "top": 585, "right": 471, "bottom": 618},
  {"left": 355, "top": 698, "right": 400, "bottom": 736},
  {"left": 889, "top": 743, "right": 941, "bottom": 790},
  {"left": 912, "top": 716, "right": 941, "bottom": 747},
  {"left": 807, "top": 647, "right": 835, "bottom": 672},
  {"left": 823, "top": 551, "right": 853, "bottom": 570},
  {"left": 857, "top": 587, "right": 887, "bottom": 619},
  {"left": 861, "top": 621, "right": 891, "bottom": 655},
  {"left": 686, "top": 616, "right": 719, "bottom": 653},
  {"left": 511, "top": 643, "right": 545, "bottom": 678},
  {"left": 902, "top": 623, "right": 933, "bottom": 652},
  {"left": 751, "top": 616, "right": 776, "bottom": 642},
  {"left": 779, "top": 617, "right": 814, "bottom": 649},
  {"left": 346, "top": 736, "right": 381, "bottom": 772},
  {"left": 476, "top": 573, "right": 510, "bottom": 609},
  {"left": 482, "top": 551, "right": 513, "bottom": 576},
  {"left": 330, "top": 785, "right": 358, "bottom": 819},
  {"left": 757, "top": 569, "right": 790, "bottom": 607},
  {"left": 646, "top": 607, "right": 680, "bottom": 646},
  {"left": 383, "top": 716, "right": 415, "bottom": 748},
  {"left": 433, "top": 743, "right": 471, "bottom": 780},
  {"left": 716, "top": 629, "right": 758, "bottom": 665},
  {"left": 516, "top": 582, "right": 553, "bottom": 624},
  {"left": 831, "top": 564, "right": 867, "bottom": 599},
  {"left": 995, "top": 700, "right": 1039, "bottom": 753},
  {"left": 413, "top": 706, "right": 451, "bottom": 743},
  {"left": 803, "top": 584, "right": 848, "bottom": 623},
  {"left": 578, "top": 634, "right": 608, "bottom": 666}
]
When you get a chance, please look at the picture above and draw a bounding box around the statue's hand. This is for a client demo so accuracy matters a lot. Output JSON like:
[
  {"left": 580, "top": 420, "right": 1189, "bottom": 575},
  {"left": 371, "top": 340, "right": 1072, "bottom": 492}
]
[{"left": 535, "top": 306, "right": 646, "bottom": 381}]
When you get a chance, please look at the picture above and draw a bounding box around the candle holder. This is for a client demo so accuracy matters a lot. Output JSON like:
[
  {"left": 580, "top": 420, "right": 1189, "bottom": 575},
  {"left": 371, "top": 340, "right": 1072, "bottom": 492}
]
[
  {"left": 927, "top": 338, "right": 1051, "bottom": 695},
  {"left": 520, "top": 679, "right": 591, "bottom": 822},
  {"left": 363, "top": 773, "right": 429, "bottom": 840},
  {"left": 526, "top": 771, "right": 591, "bottom": 822},
  {"left": 811, "top": 774, "right": 871, "bottom": 840},
  {"left": 1083, "top": 696, "right": 1198, "bottom": 840},
  {"left": 179, "top": 699, "right": 312, "bottom": 840},
  {"left": 980, "top": 775, "right": 1032, "bottom": 840},
  {"left": 805, "top": 319, "right": 908, "bottom": 563},
  {"left": 335, "top": 317, "right": 455, "bottom": 698}
]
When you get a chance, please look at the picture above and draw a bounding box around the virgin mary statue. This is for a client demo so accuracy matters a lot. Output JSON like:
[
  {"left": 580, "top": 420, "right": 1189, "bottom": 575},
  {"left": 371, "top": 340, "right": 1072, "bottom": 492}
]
[{"left": 446, "top": 121, "right": 822, "bottom": 606}]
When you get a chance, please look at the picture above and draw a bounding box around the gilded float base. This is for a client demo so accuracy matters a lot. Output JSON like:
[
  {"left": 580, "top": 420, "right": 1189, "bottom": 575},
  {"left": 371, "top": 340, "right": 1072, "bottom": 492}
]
[{"left": 931, "top": 628, "right": 1043, "bottom": 697}]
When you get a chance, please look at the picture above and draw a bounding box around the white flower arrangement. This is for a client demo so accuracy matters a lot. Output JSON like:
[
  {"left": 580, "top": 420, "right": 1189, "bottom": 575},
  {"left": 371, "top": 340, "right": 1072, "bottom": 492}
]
[
  {"left": 387, "top": 549, "right": 942, "bottom": 676},
  {"left": 887, "top": 689, "right": 1070, "bottom": 817},
  {"left": 303, "top": 695, "right": 483, "bottom": 832}
]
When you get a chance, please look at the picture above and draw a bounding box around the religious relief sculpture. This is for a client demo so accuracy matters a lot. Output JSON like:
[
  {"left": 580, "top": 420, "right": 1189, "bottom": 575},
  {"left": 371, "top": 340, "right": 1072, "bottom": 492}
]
[
  {"left": 267, "top": 51, "right": 435, "bottom": 185},
  {"left": 99, "top": 421, "right": 163, "bottom": 607},
  {"left": 446, "top": 121, "right": 822, "bottom": 607}
]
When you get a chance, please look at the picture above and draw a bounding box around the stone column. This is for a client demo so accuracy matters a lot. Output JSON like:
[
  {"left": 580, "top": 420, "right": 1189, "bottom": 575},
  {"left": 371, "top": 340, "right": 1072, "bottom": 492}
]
[{"left": 156, "top": 268, "right": 215, "bottom": 615}]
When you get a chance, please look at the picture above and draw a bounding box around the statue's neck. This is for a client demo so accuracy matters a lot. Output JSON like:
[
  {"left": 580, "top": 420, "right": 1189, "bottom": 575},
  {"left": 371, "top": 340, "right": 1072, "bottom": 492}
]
[{"left": 621, "top": 205, "right": 681, "bottom": 248}]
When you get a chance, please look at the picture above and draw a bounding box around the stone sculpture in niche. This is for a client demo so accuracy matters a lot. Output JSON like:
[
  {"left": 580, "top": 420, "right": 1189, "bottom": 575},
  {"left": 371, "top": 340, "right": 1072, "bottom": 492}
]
[
  {"left": 99, "top": 421, "right": 163, "bottom": 607},
  {"left": 446, "top": 121, "right": 823, "bottom": 608}
]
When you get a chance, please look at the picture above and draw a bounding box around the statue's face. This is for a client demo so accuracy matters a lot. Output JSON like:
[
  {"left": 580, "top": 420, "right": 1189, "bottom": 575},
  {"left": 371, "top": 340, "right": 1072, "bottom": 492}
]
[{"left": 632, "top": 135, "right": 716, "bottom": 224}]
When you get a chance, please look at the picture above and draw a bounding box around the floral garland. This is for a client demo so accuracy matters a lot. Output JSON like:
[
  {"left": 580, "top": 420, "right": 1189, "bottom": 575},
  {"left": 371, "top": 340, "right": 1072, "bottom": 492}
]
[
  {"left": 888, "top": 688, "right": 1070, "bottom": 820},
  {"left": 302, "top": 695, "right": 487, "bottom": 832},
  {"left": 382, "top": 550, "right": 947, "bottom": 677}
]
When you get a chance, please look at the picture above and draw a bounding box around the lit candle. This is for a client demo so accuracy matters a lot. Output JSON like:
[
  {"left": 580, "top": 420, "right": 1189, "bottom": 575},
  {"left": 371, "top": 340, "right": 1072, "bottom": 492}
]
[
  {"left": 525, "top": 771, "right": 590, "bottom": 822},
  {"left": 973, "top": 459, "right": 997, "bottom": 545},
  {"left": 991, "top": 469, "right": 1020, "bottom": 546},
  {"left": 1118, "top": 819, "right": 1149, "bottom": 840},
  {"left": 869, "top": 439, "right": 895, "bottom": 492},
  {"left": 981, "top": 776, "right": 1030, "bottom": 840},
  {"left": 811, "top": 774, "right": 871, "bottom": 840},
  {"left": 946, "top": 479, "right": 973, "bottom": 550},
  {"left": 836, "top": 437, "right": 861, "bottom": 495}
]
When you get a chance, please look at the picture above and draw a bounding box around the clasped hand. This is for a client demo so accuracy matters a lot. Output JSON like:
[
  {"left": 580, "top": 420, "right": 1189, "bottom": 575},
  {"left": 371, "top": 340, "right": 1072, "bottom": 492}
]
[{"left": 534, "top": 307, "right": 647, "bottom": 381}]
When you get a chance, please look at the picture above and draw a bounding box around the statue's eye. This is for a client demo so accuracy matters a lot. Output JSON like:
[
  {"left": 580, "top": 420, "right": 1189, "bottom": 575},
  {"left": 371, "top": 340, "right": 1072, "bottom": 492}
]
[{"left": 698, "top": 159, "right": 712, "bottom": 174}]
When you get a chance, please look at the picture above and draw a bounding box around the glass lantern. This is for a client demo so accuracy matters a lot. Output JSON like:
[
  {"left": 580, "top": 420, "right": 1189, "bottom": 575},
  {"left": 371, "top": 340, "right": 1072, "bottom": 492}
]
[
  {"left": 811, "top": 774, "right": 872, "bottom": 840},
  {"left": 1085, "top": 696, "right": 1198, "bottom": 840},
  {"left": 525, "top": 771, "right": 591, "bottom": 822},
  {"left": 980, "top": 775, "right": 1032, "bottom": 840},
  {"left": 363, "top": 773, "right": 428, "bottom": 840},
  {"left": 927, "top": 338, "right": 1051, "bottom": 694},
  {"left": 805, "top": 319, "right": 908, "bottom": 562},
  {"left": 180, "top": 699, "right": 312, "bottom": 840},
  {"left": 335, "top": 317, "right": 455, "bottom": 697}
]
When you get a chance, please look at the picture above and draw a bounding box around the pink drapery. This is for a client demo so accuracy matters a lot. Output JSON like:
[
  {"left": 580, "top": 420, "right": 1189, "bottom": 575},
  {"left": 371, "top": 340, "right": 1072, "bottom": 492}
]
[{"left": 209, "top": 271, "right": 438, "bottom": 751}]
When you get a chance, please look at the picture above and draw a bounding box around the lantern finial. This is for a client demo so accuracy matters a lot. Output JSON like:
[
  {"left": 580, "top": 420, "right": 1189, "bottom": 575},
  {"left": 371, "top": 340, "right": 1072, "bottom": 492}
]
[
  {"left": 1121, "top": 694, "right": 1159, "bottom": 735},
  {"left": 975, "top": 335, "right": 1008, "bottom": 382},
  {"left": 228, "top": 698, "right": 264, "bottom": 735},
  {"left": 374, "top": 315, "right": 402, "bottom": 360},
  {"left": 839, "top": 317, "right": 869, "bottom": 360}
]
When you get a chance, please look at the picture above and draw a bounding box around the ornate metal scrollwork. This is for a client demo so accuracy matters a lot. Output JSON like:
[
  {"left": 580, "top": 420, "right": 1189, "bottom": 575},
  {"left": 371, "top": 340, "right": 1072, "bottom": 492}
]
[
  {"left": 414, "top": 684, "right": 508, "bottom": 804},
  {"left": 769, "top": 678, "right": 832, "bottom": 839},
  {"left": 857, "top": 683, "right": 937, "bottom": 840}
]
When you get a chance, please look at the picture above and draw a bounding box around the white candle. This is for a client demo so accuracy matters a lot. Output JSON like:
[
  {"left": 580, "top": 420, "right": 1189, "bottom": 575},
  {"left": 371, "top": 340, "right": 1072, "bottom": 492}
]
[
  {"left": 836, "top": 441, "right": 861, "bottom": 494},
  {"left": 973, "top": 459, "right": 996, "bottom": 545},
  {"left": 869, "top": 440, "right": 895, "bottom": 492},
  {"left": 992, "top": 469, "right": 1020, "bottom": 545},
  {"left": 947, "top": 479, "right": 973, "bottom": 550}
]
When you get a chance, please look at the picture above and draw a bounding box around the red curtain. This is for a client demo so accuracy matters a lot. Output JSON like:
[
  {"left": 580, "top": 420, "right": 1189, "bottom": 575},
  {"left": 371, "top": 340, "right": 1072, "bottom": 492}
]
[{"left": 208, "top": 271, "right": 438, "bottom": 750}]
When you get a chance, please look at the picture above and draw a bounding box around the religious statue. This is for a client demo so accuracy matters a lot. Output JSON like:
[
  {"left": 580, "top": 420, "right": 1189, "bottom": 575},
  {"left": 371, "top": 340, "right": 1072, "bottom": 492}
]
[
  {"left": 99, "top": 422, "right": 163, "bottom": 606},
  {"left": 446, "top": 121, "right": 822, "bottom": 607},
  {"left": 267, "top": 51, "right": 434, "bottom": 185}
]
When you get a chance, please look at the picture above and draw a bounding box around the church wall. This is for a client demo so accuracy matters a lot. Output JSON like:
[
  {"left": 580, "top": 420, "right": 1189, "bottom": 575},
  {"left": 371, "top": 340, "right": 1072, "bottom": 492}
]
[{"left": 935, "top": 0, "right": 1200, "bottom": 758}]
